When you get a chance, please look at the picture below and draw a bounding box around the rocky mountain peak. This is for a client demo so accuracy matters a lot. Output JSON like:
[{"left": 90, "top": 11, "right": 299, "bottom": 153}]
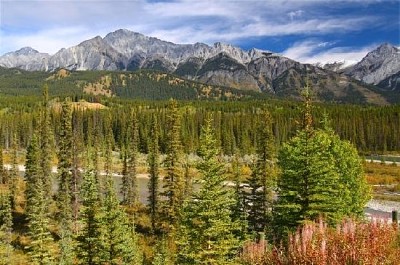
[
  {"left": 6, "top": 47, "right": 39, "bottom": 56},
  {"left": 78, "top": 36, "right": 105, "bottom": 48},
  {"left": 345, "top": 43, "right": 400, "bottom": 86}
]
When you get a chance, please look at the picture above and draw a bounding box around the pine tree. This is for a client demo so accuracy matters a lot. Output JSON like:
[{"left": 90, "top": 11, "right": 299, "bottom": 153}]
[
  {"left": 273, "top": 88, "right": 357, "bottom": 237},
  {"left": 246, "top": 111, "right": 276, "bottom": 234},
  {"left": 57, "top": 100, "right": 75, "bottom": 265},
  {"left": 40, "top": 84, "right": 53, "bottom": 200},
  {"left": 25, "top": 134, "right": 56, "bottom": 264},
  {"left": 71, "top": 108, "right": 83, "bottom": 234},
  {"left": 101, "top": 176, "right": 143, "bottom": 264},
  {"left": 9, "top": 134, "right": 19, "bottom": 212},
  {"left": 147, "top": 114, "right": 160, "bottom": 232},
  {"left": 176, "top": 118, "right": 241, "bottom": 265},
  {"left": 0, "top": 145, "right": 8, "bottom": 185},
  {"left": 0, "top": 189, "right": 13, "bottom": 265},
  {"left": 25, "top": 134, "right": 42, "bottom": 216},
  {"left": 231, "top": 153, "right": 247, "bottom": 241},
  {"left": 121, "top": 110, "right": 139, "bottom": 208},
  {"left": 76, "top": 147, "right": 103, "bottom": 265},
  {"left": 100, "top": 133, "right": 143, "bottom": 264},
  {"left": 162, "top": 99, "right": 184, "bottom": 232}
]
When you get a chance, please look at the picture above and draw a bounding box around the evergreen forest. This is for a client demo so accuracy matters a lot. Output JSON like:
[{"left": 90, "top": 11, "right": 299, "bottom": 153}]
[{"left": 0, "top": 81, "right": 399, "bottom": 264}]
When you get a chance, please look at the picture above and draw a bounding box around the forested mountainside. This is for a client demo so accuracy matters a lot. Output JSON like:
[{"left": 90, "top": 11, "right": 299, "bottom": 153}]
[{"left": 1, "top": 66, "right": 399, "bottom": 104}]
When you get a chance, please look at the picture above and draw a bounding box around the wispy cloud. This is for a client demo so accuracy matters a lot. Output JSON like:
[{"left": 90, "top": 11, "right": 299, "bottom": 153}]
[{"left": 282, "top": 40, "right": 376, "bottom": 65}]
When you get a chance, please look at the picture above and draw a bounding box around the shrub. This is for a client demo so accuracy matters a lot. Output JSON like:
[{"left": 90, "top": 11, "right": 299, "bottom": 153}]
[{"left": 240, "top": 218, "right": 400, "bottom": 265}]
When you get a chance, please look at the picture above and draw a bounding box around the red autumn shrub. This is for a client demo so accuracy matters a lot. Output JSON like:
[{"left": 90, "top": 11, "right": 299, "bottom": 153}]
[{"left": 240, "top": 219, "right": 400, "bottom": 265}]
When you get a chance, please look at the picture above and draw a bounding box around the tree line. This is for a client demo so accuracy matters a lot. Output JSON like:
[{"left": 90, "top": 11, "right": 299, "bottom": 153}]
[{"left": 0, "top": 95, "right": 399, "bottom": 155}]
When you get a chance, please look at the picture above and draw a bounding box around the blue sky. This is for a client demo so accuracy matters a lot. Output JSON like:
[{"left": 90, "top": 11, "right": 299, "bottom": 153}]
[{"left": 0, "top": 0, "right": 399, "bottom": 64}]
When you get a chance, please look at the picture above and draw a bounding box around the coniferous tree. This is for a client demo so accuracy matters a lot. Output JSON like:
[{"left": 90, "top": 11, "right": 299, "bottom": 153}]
[
  {"left": 231, "top": 153, "right": 247, "bottom": 241},
  {"left": 0, "top": 189, "right": 13, "bottom": 265},
  {"left": 25, "top": 134, "right": 42, "bottom": 216},
  {"left": 57, "top": 100, "right": 75, "bottom": 265},
  {"left": 0, "top": 145, "right": 8, "bottom": 185},
  {"left": 121, "top": 111, "right": 139, "bottom": 208},
  {"left": 100, "top": 130, "right": 143, "bottom": 264},
  {"left": 101, "top": 175, "right": 143, "bottom": 264},
  {"left": 39, "top": 84, "right": 53, "bottom": 200},
  {"left": 71, "top": 109, "right": 83, "bottom": 234},
  {"left": 25, "top": 134, "right": 56, "bottom": 264},
  {"left": 176, "top": 118, "right": 241, "bottom": 265},
  {"left": 9, "top": 134, "right": 19, "bottom": 212},
  {"left": 246, "top": 111, "right": 276, "bottom": 234},
  {"left": 162, "top": 99, "right": 184, "bottom": 233},
  {"left": 273, "top": 88, "right": 366, "bottom": 237},
  {"left": 76, "top": 147, "right": 103, "bottom": 265},
  {"left": 147, "top": 114, "right": 160, "bottom": 232}
]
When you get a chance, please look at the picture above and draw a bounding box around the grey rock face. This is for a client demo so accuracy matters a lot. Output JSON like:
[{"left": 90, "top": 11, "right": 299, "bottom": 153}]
[
  {"left": 0, "top": 47, "right": 50, "bottom": 70},
  {"left": 345, "top": 43, "right": 400, "bottom": 88}
]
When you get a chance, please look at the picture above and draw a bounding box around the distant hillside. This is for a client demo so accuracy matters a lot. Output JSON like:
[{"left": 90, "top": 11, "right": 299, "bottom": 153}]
[{"left": 0, "top": 67, "right": 263, "bottom": 101}]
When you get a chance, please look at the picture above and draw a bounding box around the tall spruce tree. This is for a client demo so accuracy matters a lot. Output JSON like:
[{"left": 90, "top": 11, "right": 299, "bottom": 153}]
[
  {"left": 40, "top": 84, "right": 53, "bottom": 200},
  {"left": 57, "top": 100, "right": 75, "bottom": 265},
  {"left": 231, "top": 153, "right": 247, "bottom": 241},
  {"left": 246, "top": 111, "right": 276, "bottom": 234},
  {"left": 76, "top": 147, "right": 103, "bottom": 265},
  {"left": 25, "top": 134, "right": 56, "bottom": 264},
  {"left": 102, "top": 175, "right": 143, "bottom": 264},
  {"left": 9, "top": 134, "right": 19, "bottom": 212},
  {"left": 162, "top": 99, "right": 184, "bottom": 233},
  {"left": 273, "top": 88, "right": 368, "bottom": 237},
  {"left": 25, "top": 134, "right": 42, "bottom": 216},
  {"left": 71, "top": 109, "right": 83, "bottom": 234},
  {"left": 121, "top": 110, "right": 139, "bottom": 208},
  {"left": 0, "top": 145, "right": 8, "bottom": 185},
  {"left": 176, "top": 118, "right": 241, "bottom": 265},
  {"left": 147, "top": 114, "right": 160, "bottom": 232}
]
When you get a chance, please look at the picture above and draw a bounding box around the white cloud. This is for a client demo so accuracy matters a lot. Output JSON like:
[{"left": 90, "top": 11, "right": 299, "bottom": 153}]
[
  {"left": 288, "top": 10, "right": 304, "bottom": 20},
  {"left": 282, "top": 40, "right": 376, "bottom": 65}
]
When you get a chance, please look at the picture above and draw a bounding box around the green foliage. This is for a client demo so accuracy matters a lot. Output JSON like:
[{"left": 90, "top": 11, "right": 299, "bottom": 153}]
[
  {"left": 0, "top": 146, "right": 8, "bottom": 185},
  {"left": 25, "top": 134, "right": 56, "bottom": 264},
  {"left": 246, "top": 111, "right": 276, "bottom": 234},
  {"left": 121, "top": 111, "right": 139, "bottom": 207},
  {"left": 76, "top": 150, "right": 103, "bottom": 265},
  {"left": 147, "top": 114, "right": 160, "bottom": 232},
  {"left": 161, "top": 99, "right": 184, "bottom": 233},
  {"left": 274, "top": 129, "right": 343, "bottom": 234},
  {"left": 0, "top": 189, "right": 13, "bottom": 265},
  {"left": 274, "top": 91, "right": 371, "bottom": 237},
  {"left": 176, "top": 118, "right": 241, "bottom": 265},
  {"left": 57, "top": 100, "right": 75, "bottom": 265},
  {"left": 25, "top": 134, "right": 42, "bottom": 216},
  {"left": 102, "top": 176, "right": 143, "bottom": 264},
  {"left": 39, "top": 84, "right": 54, "bottom": 201}
]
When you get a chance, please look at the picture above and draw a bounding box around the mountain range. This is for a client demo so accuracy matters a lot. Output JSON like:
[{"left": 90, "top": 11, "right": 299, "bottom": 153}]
[{"left": 0, "top": 29, "right": 399, "bottom": 104}]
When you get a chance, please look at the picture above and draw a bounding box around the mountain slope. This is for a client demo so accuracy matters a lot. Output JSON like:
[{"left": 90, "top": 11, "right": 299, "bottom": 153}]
[
  {"left": 345, "top": 43, "right": 400, "bottom": 90},
  {"left": 0, "top": 67, "right": 263, "bottom": 100}
]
